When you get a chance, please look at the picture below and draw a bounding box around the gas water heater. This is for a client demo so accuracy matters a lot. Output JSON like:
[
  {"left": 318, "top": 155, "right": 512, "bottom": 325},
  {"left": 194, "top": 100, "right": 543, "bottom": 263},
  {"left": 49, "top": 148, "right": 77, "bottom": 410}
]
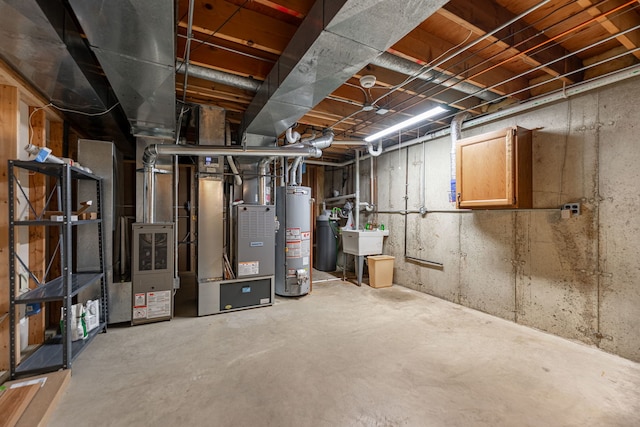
[{"left": 275, "top": 186, "right": 312, "bottom": 296}]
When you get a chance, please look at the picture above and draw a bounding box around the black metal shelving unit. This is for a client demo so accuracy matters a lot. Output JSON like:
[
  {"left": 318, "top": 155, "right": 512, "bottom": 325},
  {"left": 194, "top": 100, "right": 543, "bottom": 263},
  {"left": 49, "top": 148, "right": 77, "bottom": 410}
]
[{"left": 8, "top": 160, "right": 108, "bottom": 379}]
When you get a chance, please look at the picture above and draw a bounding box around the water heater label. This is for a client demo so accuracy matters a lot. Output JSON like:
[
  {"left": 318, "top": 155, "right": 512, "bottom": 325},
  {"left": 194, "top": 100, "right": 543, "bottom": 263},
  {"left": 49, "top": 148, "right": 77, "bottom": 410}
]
[
  {"left": 250, "top": 242, "right": 264, "bottom": 247},
  {"left": 238, "top": 261, "right": 259, "bottom": 276},
  {"left": 301, "top": 231, "right": 310, "bottom": 240},
  {"left": 286, "top": 228, "right": 300, "bottom": 239},
  {"left": 286, "top": 240, "right": 301, "bottom": 258}
]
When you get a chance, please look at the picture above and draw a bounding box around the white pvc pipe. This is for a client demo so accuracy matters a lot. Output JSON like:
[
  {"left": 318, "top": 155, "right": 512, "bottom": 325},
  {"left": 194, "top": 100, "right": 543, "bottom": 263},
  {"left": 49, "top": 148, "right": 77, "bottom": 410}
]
[
  {"left": 226, "top": 155, "right": 243, "bottom": 186},
  {"left": 355, "top": 150, "right": 360, "bottom": 230},
  {"left": 286, "top": 127, "right": 300, "bottom": 144},
  {"left": 367, "top": 140, "right": 383, "bottom": 156}
]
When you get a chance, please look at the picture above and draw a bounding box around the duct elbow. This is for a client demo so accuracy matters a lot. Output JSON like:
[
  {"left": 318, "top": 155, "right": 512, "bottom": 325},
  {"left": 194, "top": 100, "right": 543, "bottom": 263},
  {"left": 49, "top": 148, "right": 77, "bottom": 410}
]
[
  {"left": 367, "top": 140, "right": 383, "bottom": 157},
  {"left": 310, "top": 129, "right": 334, "bottom": 150},
  {"left": 142, "top": 145, "right": 159, "bottom": 168},
  {"left": 310, "top": 147, "right": 323, "bottom": 158}
]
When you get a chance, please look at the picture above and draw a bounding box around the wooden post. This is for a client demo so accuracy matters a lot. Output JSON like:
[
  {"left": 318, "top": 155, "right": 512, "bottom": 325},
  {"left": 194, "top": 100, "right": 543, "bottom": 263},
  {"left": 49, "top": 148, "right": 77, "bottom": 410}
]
[
  {"left": 0, "top": 85, "right": 19, "bottom": 370},
  {"left": 27, "top": 108, "right": 47, "bottom": 345}
]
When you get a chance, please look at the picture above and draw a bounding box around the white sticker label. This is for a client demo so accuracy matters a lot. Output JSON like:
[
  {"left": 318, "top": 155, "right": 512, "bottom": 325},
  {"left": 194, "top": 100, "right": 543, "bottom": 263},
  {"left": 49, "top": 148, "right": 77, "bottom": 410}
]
[
  {"left": 147, "top": 290, "right": 171, "bottom": 319},
  {"left": 134, "top": 293, "right": 146, "bottom": 307},
  {"left": 238, "top": 261, "right": 259, "bottom": 276},
  {"left": 302, "top": 256, "right": 309, "bottom": 266},
  {"left": 286, "top": 241, "right": 301, "bottom": 258},
  {"left": 302, "top": 239, "right": 311, "bottom": 257},
  {"left": 286, "top": 228, "right": 301, "bottom": 239},
  {"left": 301, "top": 231, "right": 311, "bottom": 240},
  {"left": 259, "top": 298, "right": 270, "bottom": 304},
  {"left": 133, "top": 307, "right": 147, "bottom": 319}
]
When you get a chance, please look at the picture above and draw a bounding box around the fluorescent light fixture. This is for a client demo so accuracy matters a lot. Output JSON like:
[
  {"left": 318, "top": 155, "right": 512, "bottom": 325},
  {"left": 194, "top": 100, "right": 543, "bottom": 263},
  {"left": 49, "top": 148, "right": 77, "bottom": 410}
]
[{"left": 364, "top": 106, "right": 447, "bottom": 142}]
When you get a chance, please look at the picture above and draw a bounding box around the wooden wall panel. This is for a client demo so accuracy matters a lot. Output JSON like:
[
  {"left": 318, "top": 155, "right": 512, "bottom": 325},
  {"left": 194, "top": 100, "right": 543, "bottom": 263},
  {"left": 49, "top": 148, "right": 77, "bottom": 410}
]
[
  {"left": 0, "top": 85, "right": 19, "bottom": 370},
  {"left": 27, "top": 108, "right": 46, "bottom": 345}
]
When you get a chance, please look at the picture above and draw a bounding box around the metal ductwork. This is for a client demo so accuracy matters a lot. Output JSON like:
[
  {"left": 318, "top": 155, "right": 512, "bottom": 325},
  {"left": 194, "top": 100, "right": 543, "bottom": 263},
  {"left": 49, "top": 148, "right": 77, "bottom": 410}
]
[
  {"left": 239, "top": 0, "right": 450, "bottom": 146},
  {"left": 141, "top": 144, "right": 324, "bottom": 223},
  {"left": 0, "top": 0, "right": 133, "bottom": 155},
  {"left": 67, "top": 0, "right": 176, "bottom": 140},
  {"left": 177, "top": 63, "right": 261, "bottom": 93},
  {"left": 371, "top": 52, "right": 501, "bottom": 103}
]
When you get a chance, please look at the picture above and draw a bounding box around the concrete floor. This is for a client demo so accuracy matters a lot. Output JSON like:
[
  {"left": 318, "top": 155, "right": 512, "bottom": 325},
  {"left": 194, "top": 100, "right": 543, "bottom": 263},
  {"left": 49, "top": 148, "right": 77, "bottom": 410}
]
[{"left": 50, "top": 273, "right": 640, "bottom": 427}]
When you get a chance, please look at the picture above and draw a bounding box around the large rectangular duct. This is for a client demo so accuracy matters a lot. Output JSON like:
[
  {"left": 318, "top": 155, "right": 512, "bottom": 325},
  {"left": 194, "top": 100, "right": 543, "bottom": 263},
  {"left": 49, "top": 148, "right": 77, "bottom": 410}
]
[
  {"left": 240, "top": 0, "right": 449, "bottom": 146},
  {"left": 0, "top": 0, "right": 133, "bottom": 155},
  {"left": 67, "top": 0, "right": 176, "bottom": 140}
]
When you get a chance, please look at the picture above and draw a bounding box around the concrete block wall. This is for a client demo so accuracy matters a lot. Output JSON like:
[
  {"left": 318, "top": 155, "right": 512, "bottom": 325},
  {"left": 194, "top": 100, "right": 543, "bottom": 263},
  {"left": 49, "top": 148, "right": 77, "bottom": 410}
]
[{"left": 359, "top": 78, "right": 640, "bottom": 362}]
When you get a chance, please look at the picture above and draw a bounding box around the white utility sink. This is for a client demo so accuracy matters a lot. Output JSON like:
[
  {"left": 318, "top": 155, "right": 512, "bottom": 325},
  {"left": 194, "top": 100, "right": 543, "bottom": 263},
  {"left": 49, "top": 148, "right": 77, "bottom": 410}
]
[{"left": 342, "top": 229, "right": 390, "bottom": 256}]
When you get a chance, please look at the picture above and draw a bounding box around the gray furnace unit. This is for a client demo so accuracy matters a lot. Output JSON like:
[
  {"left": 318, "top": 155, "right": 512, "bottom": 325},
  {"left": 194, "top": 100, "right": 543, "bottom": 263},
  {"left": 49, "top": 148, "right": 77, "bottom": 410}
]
[
  {"left": 198, "top": 205, "right": 275, "bottom": 315},
  {"left": 131, "top": 223, "right": 174, "bottom": 325},
  {"left": 235, "top": 205, "right": 276, "bottom": 277},
  {"left": 275, "top": 186, "right": 312, "bottom": 296}
]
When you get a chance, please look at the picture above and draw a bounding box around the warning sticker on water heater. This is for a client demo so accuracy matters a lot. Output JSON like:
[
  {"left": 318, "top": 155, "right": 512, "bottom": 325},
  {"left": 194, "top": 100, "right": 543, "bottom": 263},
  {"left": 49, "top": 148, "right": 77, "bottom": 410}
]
[
  {"left": 286, "top": 228, "right": 300, "bottom": 239},
  {"left": 301, "top": 231, "right": 310, "bottom": 240},
  {"left": 238, "top": 261, "right": 259, "bottom": 276},
  {"left": 286, "top": 240, "right": 301, "bottom": 258}
]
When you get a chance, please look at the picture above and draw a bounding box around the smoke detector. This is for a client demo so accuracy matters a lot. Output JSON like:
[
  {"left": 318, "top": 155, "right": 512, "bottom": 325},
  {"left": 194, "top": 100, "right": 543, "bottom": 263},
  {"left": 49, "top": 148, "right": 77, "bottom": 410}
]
[{"left": 359, "top": 75, "right": 376, "bottom": 88}]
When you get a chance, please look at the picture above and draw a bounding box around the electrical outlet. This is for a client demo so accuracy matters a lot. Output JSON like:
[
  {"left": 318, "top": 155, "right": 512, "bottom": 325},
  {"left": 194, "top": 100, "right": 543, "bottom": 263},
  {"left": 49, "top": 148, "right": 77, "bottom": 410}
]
[{"left": 562, "top": 202, "right": 581, "bottom": 217}]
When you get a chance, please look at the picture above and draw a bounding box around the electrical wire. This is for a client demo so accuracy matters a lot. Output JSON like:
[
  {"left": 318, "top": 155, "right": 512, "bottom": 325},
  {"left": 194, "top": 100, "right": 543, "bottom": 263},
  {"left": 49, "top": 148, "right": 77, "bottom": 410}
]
[
  {"left": 176, "top": 0, "right": 251, "bottom": 74},
  {"left": 338, "top": 3, "right": 640, "bottom": 139},
  {"left": 28, "top": 102, "right": 120, "bottom": 147},
  {"left": 329, "top": 0, "right": 553, "bottom": 132},
  {"left": 409, "top": 1, "right": 640, "bottom": 109}
]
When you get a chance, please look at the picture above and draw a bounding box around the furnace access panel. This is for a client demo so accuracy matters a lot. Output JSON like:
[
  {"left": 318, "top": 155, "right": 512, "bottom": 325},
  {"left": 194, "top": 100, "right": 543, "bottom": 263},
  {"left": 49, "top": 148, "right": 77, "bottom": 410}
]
[
  {"left": 131, "top": 223, "right": 174, "bottom": 325},
  {"left": 235, "top": 205, "right": 276, "bottom": 277}
]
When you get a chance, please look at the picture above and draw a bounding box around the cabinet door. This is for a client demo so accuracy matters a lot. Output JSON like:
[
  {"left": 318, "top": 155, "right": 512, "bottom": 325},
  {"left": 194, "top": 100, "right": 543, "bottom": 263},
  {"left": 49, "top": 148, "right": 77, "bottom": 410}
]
[{"left": 456, "top": 127, "right": 529, "bottom": 209}]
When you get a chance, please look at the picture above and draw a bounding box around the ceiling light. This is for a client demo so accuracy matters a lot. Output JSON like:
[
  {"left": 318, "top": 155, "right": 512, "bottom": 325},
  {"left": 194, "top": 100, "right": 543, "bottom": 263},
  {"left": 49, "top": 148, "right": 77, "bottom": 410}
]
[{"left": 364, "top": 106, "right": 447, "bottom": 142}]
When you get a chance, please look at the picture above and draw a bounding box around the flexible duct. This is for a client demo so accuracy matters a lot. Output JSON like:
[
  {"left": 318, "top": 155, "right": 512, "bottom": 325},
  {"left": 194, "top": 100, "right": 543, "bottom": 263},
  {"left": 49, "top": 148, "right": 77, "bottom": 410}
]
[
  {"left": 303, "top": 129, "right": 334, "bottom": 149},
  {"left": 177, "top": 62, "right": 261, "bottom": 92},
  {"left": 371, "top": 53, "right": 502, "bottom": 103},
  {"left": 450, "top": 112, "right": 471, "bottom": 203}
]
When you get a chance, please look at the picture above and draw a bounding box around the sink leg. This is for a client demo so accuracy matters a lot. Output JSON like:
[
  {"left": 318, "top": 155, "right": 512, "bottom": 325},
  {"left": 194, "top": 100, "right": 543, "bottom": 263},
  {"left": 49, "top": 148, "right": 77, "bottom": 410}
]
[
  {"left": 356, "top": 255, "right": 364, "bottom": 286},
  {"left": 343, "top": 252, "right": 346, "bottom": 282}
]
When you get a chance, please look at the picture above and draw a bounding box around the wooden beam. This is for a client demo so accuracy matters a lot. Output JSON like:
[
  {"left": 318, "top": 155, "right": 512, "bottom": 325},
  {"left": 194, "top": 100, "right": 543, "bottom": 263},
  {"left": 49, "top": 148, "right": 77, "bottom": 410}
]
[
  {"left": 583, "top": 45, "right": 637, "bottom": 79},
  {"left": 178, "top": 0, "right": 296, "bottom": 55},
  {"left": 392, "top": 27, "right": 531, "bottom": 100},
  {"left": 440, "top": 0, "right": 584, "bottom": 82},
  {"left": 577, "top": 0, "right": 640, "bottom": 60},
  {"left": 176, "top": 30, "right": 276, "bottom": 79},
  {"left": 0, "top": 84, "right": 19, "bottom": 371},
  {"left": 28, "top": 108, "right": 47, "bottom": 346}
]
